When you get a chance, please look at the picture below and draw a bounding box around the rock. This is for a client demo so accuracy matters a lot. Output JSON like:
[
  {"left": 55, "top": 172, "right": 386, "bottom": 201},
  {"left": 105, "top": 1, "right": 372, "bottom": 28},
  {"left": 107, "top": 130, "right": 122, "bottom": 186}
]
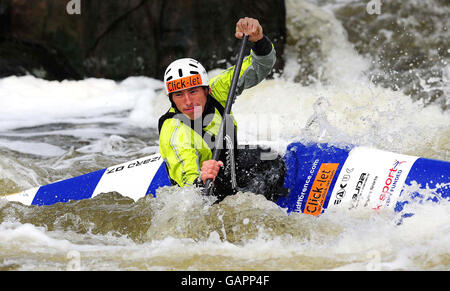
[
  {"left": 0, "top": 37, "right": 82, "bottom": 80},
  {"left": 0, "top": 0, "right": 286, "bottom": 81}
]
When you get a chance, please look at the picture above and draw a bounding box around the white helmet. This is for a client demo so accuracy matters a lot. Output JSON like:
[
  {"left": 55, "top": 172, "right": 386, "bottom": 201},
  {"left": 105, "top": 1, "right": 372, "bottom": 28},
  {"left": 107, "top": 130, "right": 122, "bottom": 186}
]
[{"left": 164, "top": 58, "right": 209, "bottom": 95}]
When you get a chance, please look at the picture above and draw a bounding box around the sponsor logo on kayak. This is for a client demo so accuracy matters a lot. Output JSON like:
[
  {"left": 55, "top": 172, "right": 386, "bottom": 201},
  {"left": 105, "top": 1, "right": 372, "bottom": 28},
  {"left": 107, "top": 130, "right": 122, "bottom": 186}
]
[
  {"left": 106, "top": 155, "right": 161, "bottom": 174},
  {"left": 166, "top": 74, "right": 203, "bottom": 93},
  {"left": 333, "top": 167, "right": 353, "bottom": 205},
  {"left": 295, "top": 159, "right": 319, "bottom": 213},
  {"left": 351, "top": 172, "right": 369, "bottom": 208},
  {"left": 373, "top": 160, "right": 406, "bottom": 210},
  {"left": 304, "top": 163, "right": 338, "bottom": 216}
]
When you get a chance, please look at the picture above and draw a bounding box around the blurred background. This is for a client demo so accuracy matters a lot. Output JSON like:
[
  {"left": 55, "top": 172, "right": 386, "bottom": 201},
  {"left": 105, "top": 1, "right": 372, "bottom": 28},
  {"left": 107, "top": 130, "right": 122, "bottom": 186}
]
[
  {"left": 0, "top": 0, "right": 449, "bottom": 271},
  {"left": 0, "top": 0, "right": 286, "bottom": 80},
  {"left": 1, "top": 0, "right": 448, "bottom": 109}
]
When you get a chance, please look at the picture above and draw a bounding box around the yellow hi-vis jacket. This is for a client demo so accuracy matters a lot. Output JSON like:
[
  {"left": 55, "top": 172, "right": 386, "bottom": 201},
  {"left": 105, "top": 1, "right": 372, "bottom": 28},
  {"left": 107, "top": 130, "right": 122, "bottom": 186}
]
[{"left": 158, "top": 41, "right": 276, "bottom": 187}]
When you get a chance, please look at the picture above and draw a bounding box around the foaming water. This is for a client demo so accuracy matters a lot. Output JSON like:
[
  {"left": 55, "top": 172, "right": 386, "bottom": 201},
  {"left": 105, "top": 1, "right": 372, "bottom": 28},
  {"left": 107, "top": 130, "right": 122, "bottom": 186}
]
[
  {"left": 0, "top": 0, "right": 449, "bottom": 270},
  {"left": 1, "top": 187, "right": 448, "bottom": 270}
]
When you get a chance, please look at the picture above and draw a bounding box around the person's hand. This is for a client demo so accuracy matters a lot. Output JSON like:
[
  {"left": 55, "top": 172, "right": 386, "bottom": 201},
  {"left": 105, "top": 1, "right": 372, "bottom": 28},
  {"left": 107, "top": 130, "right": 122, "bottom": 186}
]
[
  {"left": 200, "top": 160, "right": 224, "bottom": 184},
  {"left": 235, "top": 17, "right": 263, "bottom": 43}
]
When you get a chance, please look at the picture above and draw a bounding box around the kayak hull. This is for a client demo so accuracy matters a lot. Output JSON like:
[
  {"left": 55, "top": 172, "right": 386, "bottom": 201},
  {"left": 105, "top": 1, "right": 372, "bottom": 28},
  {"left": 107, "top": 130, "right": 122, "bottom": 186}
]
[
  {"left": 3, "top": 142, "right": 449, "bottom": 217},
  {"left": 5, "top": 154, "right": 171, "bottom": 206},
  {"left": 279, "top": 142, "right": 450, "bottom": 215}
]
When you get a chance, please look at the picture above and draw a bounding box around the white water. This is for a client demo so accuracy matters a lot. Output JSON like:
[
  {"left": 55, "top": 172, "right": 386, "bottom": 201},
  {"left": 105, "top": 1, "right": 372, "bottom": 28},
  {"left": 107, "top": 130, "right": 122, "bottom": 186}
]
[{"left": 0, "top": 0, "right": 449, "bottom": 271}]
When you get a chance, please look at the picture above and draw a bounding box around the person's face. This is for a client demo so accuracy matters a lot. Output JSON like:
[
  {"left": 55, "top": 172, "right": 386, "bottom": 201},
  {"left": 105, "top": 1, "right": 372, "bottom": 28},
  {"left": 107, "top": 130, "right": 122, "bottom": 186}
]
[{"left": 172, "top": 87, "right": 209, "bottom": 120}]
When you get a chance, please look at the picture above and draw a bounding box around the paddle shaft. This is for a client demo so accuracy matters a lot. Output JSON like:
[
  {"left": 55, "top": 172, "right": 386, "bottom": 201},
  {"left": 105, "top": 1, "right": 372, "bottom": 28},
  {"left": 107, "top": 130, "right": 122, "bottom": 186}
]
[{"left": 204, "top": 35, "right": 248, "bottom": 195}]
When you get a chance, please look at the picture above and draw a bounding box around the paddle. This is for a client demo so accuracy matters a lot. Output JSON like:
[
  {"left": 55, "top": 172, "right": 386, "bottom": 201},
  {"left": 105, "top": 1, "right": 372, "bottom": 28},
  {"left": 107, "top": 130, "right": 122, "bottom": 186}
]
[{"left": 204, "top": 34, "right": 249, "bottom": 196}]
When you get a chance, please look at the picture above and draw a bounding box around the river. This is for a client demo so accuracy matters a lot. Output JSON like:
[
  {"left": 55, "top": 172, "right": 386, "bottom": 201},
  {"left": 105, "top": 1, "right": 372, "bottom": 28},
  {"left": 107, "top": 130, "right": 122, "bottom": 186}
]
[{"left": 0, "top": 0, "right": 449, "bottom": 270}]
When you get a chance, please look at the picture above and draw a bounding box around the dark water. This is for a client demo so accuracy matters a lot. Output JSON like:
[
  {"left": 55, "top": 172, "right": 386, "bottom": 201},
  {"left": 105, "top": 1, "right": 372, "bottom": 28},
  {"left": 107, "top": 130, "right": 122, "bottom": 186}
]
[
  {"left": 0, "top": 0, "right": 449, "bottom": 270},
  {"left": 290, "top": 0, "right": 449, "bottom": 109}
]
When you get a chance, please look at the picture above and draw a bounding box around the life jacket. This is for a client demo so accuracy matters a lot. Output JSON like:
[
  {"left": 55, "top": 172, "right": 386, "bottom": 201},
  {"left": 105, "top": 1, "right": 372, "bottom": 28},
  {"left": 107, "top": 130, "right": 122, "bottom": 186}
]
[
  {"left": 158, "top": 39, "right": 276, "bottom": 193},
  {"left": 158, "top": 94, "right": 237, "bottom": 189}
]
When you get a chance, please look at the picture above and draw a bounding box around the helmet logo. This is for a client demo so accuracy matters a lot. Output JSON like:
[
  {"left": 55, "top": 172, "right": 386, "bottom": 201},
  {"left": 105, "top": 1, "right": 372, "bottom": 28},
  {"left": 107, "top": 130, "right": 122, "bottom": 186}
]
[{"left": 166, "top": 74, "right": 203, "bottom": 94}]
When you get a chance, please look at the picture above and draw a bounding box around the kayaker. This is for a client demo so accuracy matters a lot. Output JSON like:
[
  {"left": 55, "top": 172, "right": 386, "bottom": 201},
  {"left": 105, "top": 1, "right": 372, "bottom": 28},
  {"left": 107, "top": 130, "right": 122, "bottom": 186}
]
[{"left": 158, "top": 17, "right": 287, "bottom": 201}]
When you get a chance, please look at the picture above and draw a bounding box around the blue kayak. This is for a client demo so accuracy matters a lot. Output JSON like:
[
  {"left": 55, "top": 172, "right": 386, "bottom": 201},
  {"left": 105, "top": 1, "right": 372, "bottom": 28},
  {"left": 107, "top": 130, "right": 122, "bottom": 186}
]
[{"left": 4, "top": 142, "right": 449, "bottom": 216}]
